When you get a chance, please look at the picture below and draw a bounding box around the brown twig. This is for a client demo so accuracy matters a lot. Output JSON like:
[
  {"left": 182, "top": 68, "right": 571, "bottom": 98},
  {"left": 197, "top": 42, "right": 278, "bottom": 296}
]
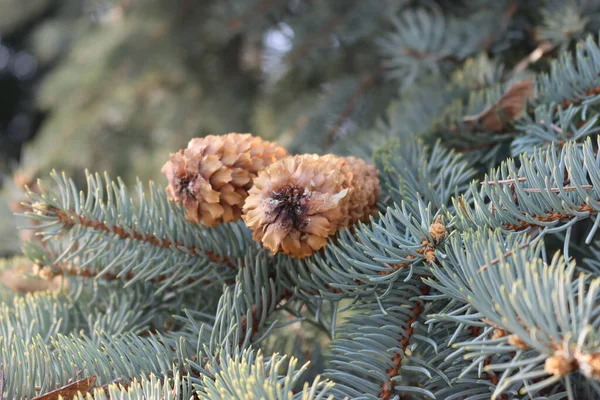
[
  {"left": 284, "top": 14, "right": 345, "bottom": 66},
  {"left": 480, "top": 0, "right": 519, "bottom": 53},
  {"left": 481, "top": 177, "right": 527, "bottom": 185},
  {"left": 48, "top": 206, "right": 236, "bottom": 269},
  {"left": 325, "top": 70, "right": 384, "bottom": 148},
  {"left": 379, "top": 284, "right": 431, "bottom": 400},
  {"left": 239, "top": 288, "right": 294, "bottom": 346},
  {"left": 32, "top": 376, "right": 96, "bottom": 400},
  {"left": 478, "top": 240, "right": 534, "bottom": 272},
  {"left": 226, "top": 0, "right": 281, "bottom": 29},
  {"left": 468, "top": 327, "right": 509, "bottom": 400},
  {"left": 502, "top": 203, "right": 595, "bottom": 231},
  {"left": 43, "top": 260, "right": 219, "bottom": 287},
  {"left": 481, "top": 177, "right": 593, "bottom": 193},
  {"left": 511, "top": 40, "right": 556, "bottom": 75}
]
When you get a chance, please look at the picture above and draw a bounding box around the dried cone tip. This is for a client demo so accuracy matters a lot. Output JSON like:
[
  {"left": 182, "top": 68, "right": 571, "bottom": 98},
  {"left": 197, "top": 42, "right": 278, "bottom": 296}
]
[
  {"left": 161, "top": 133, "right": 287, "bottom": 226},
  {"left": 545, "top": 350, "right": 575, "bottom": 377},
  {"left": 242, "top": 154, "right": 380, "bottom": 258}
]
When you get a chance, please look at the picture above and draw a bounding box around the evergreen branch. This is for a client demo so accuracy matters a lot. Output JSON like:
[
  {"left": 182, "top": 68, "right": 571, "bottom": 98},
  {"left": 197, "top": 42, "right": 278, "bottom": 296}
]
[
  {"left": 408, "top": 302, "right": 504, "bottom": 399},
  {"left": 429, "top": 228, "right": 600, "bottom": 398},
  {"left": 535, "top": 34, "right": 600, "bottom": 109},
  {"left": 71, "top": 372, "right": 194, "bottom": 400},
  {"left": 184, "top": 250, "right": 291, "bottom": 385},
  {"left": 512, "top": 104, "right": 600, "bottom": 156},
  {"left": 477, "top": 238, "right": 538, "bottom": 272},
  {"left": 0, "top": 279, "right": 190, "bottom": 348},
  {"left": 536, "top": 1, "right": 600, "bottom": 47},
  {"left": 22, "top": 171, "right": 250, "bottom": 293},
  {"left": 281, "top": 200, "right": 439, "bottom": 301},
  {"left": 379, "top": 5, "right": 509, "bottom": 86},
  {"left": 38, "top": 203, "right": 235, "bottom": 268},
  {"left": 23, "top": 240, "right": 224, "bottom": 290},
  {"left": 374, "top": 138, "right": 475, "bottom": 212},
  {"left": 379, "top": 283, "right": 431, "bottom": 400},
  {"left": 325, "top": 279, "right": 433, "bottom": 399},
  {"left": 324, "top": 70, "right": 383, "bottom": 148},
  {"left": 330, "top": 54, "right": 503, "bottom": 159},
  {"left": 455, "top": 137, "right": 600, "bottom": 233},
  {"left": 177, "top": 251, "right": 331, "bottom": 398},
  {"left": 198, "top": 348, "right": 334, "bottom": 399},
  {"left": 429, "top": 79, "right": 532, "bottom": 153},
  {"left": 468, "top": 325, "right": 509, "bottom": 400},
  {"left": 284, "top": 12, "right": 346, "bottom": 66},
  {"left": 240, "top": 287, "right": 293, "bottom": 347},
  {"left": 385, "top": 54, "right": 503, "bottom": 144},
  {"left": 384, "top": 34, "right": 600, "bottom": 161},
  {"left": 0, "top": 291, "right": 74, "bottom": 344},
  {"left": 225, "top": 0, "right": 282, "bottom": 29},
  {"left": 481, "top": 176, "right": 592, "bottom": 193},
  {"left": 1, "top": 332, "right": 185, "bottom": 398}
]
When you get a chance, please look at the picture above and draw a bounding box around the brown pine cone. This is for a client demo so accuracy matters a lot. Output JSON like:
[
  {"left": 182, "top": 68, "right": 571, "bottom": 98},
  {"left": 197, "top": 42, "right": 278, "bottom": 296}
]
[
  {"left": 242, "top": 154, "right": 380, "bottom": 258},
  {"left": 161, "top": 133, "right": 287, "bottom": 226}
]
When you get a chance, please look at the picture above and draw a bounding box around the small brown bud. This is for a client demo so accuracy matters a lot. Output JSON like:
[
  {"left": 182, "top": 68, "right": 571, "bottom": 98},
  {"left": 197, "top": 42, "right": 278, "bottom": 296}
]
[
  {"left": 37, "top": 266, "right": 55, "bottom": 281},
  {"left": 31, "top": 202, "right": 53, "bottom": 216},
  {"left": 491, "top": 328, "right": 509, "bottom": 340},
  {"left": 417, "top": 239, "right": 437, "bottom": 264},
  {"left": 423, "top": 248, "right": 436, "bottom": 264},
  {"left": 575, "top": 352, "right": 600, "bottom": 380},
  {"left": 508, "top": 334, "right": 528, "bottom": 350},
  {"left": 545, "top": 350, "right": 575, "bottom": 376},
  {"left": 429, "top": 218, "right": 446, "bottom": 243}
]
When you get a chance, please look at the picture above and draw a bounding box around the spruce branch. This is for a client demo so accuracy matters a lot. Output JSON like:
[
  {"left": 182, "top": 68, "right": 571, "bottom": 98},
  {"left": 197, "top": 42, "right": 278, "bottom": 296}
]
[
  {"left": 70, "top": 372, "right": 194, "bottom": 400},
  {"left": 284, "top": 2, "right": 356, "bottom": 68},
  {"left": 33, "top": 202, "right": 235, "bottom": 268},
  {"left": 512, "top": 103, "right": 600, "bottom": 156},
  {"left": 379, "top": 283, "right": 432, "bottom": 400},
  {"left": 0, "top": 277, "right": 191, "bottom": 349},
  {"left": 1, "top": 332, "right": 185, "bottom": 398},
  {"left": 384, "top": 54, "right": 503, "bottom": 146},
  {"left": 468, "top": 326, "right": 510, "bottom": 400},
  {"left": 428, "top": 228, "right": 600, "bottom": 399},
  {"left": 225, "top": 0, "right": 282, "bottom": 29},
  {"left": 536, "top": 0, "right": 600, "bottom": 47},
  {"left": 456, "top": 137, "right": 600, "bottom": 234},
  {"left": 32, "top": 376, "right": 96, "bottom": 400},
  {"left": 374, "top": 138, "right": 475, "bottom": 212},
  {"left": 21, "top": 171, "right": 250, "bottom": 293},
  {"left": 324, "top": 279, "right": 434, "bottom": 399},
  {"left": 324, "top": 69, "right": 383, "bottom": 148},
  {"left": 198, "top": 348, "right": 334, "bottom": 399},
  {"left": 379, "top": 5, "right": 511, "bottom": 86},
  {"left": 281, "top": 200, "right": 441, "bottom": 301},
  {"left": 0, "top": 291, "right": 74, "bottom": 344},
  {"left": 534, "top": 34, "right": 600, "bottom": 109}
]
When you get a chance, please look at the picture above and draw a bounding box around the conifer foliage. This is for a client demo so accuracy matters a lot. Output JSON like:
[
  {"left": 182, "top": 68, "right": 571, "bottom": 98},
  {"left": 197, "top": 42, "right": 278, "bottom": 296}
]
[{"left": 5, "top": 1, "right": 600, "bottom": 399}]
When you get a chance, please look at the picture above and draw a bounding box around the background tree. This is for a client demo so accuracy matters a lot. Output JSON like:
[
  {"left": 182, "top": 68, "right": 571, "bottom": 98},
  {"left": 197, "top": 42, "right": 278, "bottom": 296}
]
[{"left": 2, "top": 0, "right": 600, "bottom": 399}]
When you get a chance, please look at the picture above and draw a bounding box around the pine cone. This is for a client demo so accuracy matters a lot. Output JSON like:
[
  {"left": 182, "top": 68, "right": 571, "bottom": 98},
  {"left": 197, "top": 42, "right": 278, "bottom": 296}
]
[
  {"left": 242, "top": 154, "right": 380, "bottom": 258},
  {"left": 161, "top": 133, "right": 287, "bottom": 226}
]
